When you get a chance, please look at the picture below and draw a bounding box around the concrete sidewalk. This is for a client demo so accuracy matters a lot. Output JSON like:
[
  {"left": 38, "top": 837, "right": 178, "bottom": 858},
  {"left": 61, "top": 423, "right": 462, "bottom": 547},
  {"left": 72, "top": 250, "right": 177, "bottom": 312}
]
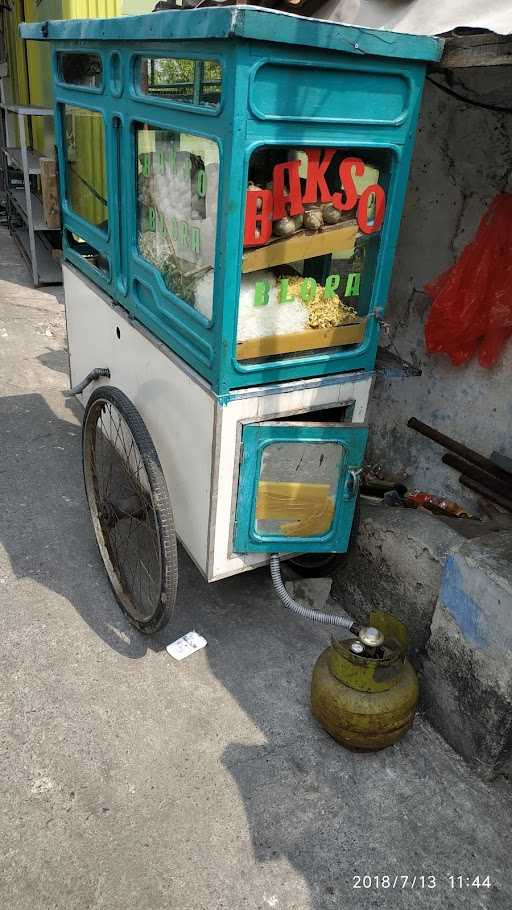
[{"left": 0, "top": 225, "right": 511, "bottom": 910}]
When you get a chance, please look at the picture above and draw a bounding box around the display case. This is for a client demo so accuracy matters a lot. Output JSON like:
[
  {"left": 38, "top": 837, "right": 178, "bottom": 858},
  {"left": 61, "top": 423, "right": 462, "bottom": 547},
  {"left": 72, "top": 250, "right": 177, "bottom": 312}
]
[{"left": 22, "top": 8, "right": 441, "bottom": 396}]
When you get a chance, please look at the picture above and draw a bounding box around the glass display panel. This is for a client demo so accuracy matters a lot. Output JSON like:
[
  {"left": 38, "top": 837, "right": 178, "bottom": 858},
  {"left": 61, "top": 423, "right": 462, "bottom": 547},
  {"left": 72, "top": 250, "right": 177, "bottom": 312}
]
[
  {"left": 66, "top": 231, "right": 109, "bottom": 276},
  {"left": 138, "top": 57, "right": 222, "bottom": 108},
  {"left": 63, "top": 106, "right": 108, "bottom": 229},
  {"left": 238, "top": 146, "right": 388, "bottom": 363},
  {"left": 136, "top": 125, "right": 219, "bottom": 320},
  {"left": 255, "top": 441, "right": 343, "bottom": 538},
  {"left": 58, "top": 53, "right": 102, "bottom": 88}
]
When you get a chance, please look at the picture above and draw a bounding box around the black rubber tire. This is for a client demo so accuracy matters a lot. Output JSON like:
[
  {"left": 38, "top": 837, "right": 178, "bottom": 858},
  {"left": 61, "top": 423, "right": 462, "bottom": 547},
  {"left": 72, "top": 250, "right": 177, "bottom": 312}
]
[
  {"left": 82, "top": 386, "right": 178, "bottom": 634},
  {"left": 287, "top": 497, "right": 361, "bottom": 578}
]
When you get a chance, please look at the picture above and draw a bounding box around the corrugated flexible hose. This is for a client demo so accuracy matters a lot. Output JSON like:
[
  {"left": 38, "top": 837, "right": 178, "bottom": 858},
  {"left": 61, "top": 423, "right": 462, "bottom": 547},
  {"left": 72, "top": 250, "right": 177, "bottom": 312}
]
[{"left": 269, "top": 554, "right": 357, "bottom": 630}]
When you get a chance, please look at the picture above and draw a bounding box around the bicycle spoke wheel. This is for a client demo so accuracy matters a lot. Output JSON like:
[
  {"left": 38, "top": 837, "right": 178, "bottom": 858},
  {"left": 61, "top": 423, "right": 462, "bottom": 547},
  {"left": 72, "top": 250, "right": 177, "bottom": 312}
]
[{"left": 82, "top": 386, "right": 177, "bottom": 633}]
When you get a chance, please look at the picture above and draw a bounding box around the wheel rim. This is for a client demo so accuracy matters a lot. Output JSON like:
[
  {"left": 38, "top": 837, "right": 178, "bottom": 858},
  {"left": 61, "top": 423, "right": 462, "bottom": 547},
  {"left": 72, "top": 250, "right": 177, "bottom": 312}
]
[{"left": 83, "top": 398, "right": 164, "bottom": 625}]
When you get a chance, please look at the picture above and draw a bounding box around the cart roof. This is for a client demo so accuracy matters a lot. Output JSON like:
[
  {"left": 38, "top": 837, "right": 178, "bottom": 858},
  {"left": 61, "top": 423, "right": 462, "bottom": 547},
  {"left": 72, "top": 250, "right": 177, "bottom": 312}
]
[{"left": 20, "top": 6, "right": 442, "bottom": 63}]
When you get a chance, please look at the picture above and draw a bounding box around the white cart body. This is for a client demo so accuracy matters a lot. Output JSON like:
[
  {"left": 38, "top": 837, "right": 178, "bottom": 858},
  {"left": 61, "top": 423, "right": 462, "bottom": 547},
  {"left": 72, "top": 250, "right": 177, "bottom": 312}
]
[{"left": 65, "top": 264, "right": 372, "bottom": 581}]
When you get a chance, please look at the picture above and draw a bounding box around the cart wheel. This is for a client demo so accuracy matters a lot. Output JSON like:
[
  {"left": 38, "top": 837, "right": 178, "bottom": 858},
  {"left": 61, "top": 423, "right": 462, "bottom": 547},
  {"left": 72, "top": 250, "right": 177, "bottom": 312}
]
[
  {"left": 82, "top": 386, "right": 178, "bottom": 634},
  {"left": 287, "top": 497, "right": 361, "bottom": 578}
]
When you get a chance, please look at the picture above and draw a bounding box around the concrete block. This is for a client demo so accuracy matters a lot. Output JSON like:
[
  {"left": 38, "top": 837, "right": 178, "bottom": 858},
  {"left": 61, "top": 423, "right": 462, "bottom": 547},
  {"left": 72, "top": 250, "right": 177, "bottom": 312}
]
[
  {"left": 422, "top": 532, "right": 512, "bottom": 779},
  {"left": 332, "top": 501, "right": 461, "bottom": 659}
]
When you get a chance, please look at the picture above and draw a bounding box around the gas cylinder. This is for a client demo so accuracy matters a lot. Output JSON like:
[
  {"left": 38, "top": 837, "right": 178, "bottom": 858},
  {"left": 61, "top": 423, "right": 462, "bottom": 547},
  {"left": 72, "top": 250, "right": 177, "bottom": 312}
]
[{"left": 311, "top": 612, "right": 418, "bottom": 751}]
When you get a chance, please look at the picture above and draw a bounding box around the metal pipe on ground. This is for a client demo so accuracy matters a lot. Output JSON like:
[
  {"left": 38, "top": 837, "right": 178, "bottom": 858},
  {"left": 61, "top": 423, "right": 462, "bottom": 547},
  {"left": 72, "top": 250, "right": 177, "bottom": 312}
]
[
  {"left": 442, "top": 453, "right": 512, "bottom": 498},
  {"left": 407, "top": 418, "right": 512, "bottom": 484},
  {"left": 459, "top": 476, "right": 512, "bottom": 513}
]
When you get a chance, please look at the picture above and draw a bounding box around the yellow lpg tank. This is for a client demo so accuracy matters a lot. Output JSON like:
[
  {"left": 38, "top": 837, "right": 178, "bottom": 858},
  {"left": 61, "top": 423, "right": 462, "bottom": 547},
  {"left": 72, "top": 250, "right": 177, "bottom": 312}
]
[{"left": 311, "top": 612, "right": 418, "bottom": 751}]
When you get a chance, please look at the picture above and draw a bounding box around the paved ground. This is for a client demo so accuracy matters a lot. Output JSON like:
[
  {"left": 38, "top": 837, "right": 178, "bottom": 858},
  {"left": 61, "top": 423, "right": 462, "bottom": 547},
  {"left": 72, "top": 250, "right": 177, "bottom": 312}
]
[{"left": 0, "top": 225, "right": 511, "bottom": 910}]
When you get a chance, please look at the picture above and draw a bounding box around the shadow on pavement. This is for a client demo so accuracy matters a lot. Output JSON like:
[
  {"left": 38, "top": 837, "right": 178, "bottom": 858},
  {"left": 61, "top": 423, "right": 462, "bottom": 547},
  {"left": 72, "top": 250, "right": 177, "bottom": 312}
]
[
  {"left": 0, "top": 390, "right": 148, "bottom": 658},
  {"left": 37, "top": 348, "right": 70, "bottom": 376}
]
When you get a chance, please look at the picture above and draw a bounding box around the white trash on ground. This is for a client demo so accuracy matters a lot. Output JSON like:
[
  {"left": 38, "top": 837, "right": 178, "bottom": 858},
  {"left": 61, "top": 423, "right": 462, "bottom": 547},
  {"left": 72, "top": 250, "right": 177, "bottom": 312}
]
[{"left": 166, "top": 631, "right": 207, "bottom": 661}]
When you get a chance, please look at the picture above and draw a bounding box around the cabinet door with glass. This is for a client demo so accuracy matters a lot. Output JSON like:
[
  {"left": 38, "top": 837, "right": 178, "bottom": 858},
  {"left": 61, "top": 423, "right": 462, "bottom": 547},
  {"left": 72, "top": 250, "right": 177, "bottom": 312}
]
[{"left": 234, "top": 422, "right": 368, "bottom": 553}]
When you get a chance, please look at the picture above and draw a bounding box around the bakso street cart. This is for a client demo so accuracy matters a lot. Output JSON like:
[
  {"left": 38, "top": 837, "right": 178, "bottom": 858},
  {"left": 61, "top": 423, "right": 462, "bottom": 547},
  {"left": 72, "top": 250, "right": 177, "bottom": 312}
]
[{"left": 21, "top": 8, "right": 441, "bottom": 633}]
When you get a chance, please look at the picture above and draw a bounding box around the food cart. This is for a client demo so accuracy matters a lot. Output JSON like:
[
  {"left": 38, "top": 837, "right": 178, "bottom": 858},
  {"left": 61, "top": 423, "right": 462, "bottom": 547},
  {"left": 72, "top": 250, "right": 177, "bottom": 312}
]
[{"left": 22, "top": 8, "right": 441, "bottom": 633}]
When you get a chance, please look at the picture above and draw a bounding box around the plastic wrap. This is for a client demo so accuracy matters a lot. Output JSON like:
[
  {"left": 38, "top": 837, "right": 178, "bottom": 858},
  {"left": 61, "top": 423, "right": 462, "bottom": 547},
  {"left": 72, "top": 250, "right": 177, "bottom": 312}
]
[{"left": 424, "top": 195, "right": 512, "bottom": 368}]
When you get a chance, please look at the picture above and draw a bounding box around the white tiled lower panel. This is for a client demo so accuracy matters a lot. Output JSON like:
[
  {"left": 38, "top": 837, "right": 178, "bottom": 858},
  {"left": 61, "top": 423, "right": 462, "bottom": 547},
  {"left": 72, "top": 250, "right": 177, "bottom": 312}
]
[
  {"left": 64, "top": 264, "right": 215, "bottom": 574},
  {"left": 64, "top": 263, "right": 372, "bottom": 582}
]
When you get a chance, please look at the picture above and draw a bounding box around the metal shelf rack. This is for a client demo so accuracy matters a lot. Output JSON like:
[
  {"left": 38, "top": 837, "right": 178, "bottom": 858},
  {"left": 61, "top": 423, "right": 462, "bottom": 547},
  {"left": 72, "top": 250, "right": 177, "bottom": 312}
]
[{"left": 0, "top": 101, "right": 61, "bottom": 285}]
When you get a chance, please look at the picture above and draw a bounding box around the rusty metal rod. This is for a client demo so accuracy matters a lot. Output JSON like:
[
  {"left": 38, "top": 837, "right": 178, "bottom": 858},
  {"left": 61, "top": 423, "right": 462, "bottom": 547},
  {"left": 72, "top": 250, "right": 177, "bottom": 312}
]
[
  {"left": 459, "top": 476, "right": 512, "bottom": 513},
  {"left": 442, "top": 453, "right": 512, "bottom": 498},
  {"left": 407, "top": 418, "right": 512, "bottom": 483}
]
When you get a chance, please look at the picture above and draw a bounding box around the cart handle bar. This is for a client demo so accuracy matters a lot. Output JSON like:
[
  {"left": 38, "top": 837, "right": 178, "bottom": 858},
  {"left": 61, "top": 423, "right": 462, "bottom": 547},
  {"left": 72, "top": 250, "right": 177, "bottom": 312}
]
[{"left": 67, "top": 368, "right": 111, "bottom": 397}]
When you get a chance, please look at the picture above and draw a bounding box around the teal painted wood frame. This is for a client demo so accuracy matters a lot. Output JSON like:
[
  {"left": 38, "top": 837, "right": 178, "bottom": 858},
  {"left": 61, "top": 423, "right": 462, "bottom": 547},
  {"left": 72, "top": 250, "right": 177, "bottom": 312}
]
[
  {"left": 234, "top": 422, "right": 368, "bottom": 553},
  {"left": 22, "top": 9, "right": 442, "bottom": 397}
]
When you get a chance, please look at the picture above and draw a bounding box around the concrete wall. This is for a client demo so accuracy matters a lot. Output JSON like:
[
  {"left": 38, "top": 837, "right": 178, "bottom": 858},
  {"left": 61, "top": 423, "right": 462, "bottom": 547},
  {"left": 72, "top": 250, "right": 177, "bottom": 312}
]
[
  {"left": 422, "top": 531, "right": 512, "bottom": 779},
  {"left": 367, "top": 67, "right": 512, "bottom": 510}
]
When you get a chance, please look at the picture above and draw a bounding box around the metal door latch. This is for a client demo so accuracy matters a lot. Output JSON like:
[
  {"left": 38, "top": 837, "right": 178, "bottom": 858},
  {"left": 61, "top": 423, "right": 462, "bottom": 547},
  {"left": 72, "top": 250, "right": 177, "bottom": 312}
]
[{"left": 347, "top": 468, "right": 362, "bottom": 499}]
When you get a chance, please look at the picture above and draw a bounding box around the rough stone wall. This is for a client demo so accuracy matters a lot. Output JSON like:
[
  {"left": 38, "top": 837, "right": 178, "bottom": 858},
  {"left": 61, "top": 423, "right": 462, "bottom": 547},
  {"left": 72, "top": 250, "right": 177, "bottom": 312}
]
[{"left": 367, "top": 67, "right": 512, "bottom": 510}]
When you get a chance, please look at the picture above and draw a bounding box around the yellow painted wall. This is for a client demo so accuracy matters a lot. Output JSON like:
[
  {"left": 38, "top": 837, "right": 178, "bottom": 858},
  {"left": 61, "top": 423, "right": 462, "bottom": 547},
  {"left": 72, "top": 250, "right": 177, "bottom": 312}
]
[
  {"left": 121, "top": 0, "right": 154, "bottom": 14},
  {"left": 23, "top": 0, "right": 121, "bottom": 153},
  {"left": 65, "top": 105, "right": 109, "bottom": 226},
  {"left": 3, "top": 1, "right": 31, "bottom": 147},
  {"left": 6, "top": 0, "right": 120, "bottom": 224}
]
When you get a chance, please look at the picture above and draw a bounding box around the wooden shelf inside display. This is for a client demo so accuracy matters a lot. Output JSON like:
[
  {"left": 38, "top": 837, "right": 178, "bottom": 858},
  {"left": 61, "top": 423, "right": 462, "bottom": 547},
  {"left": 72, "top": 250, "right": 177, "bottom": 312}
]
[
  {"left": 237, "top": 318, "right": 366, "bottom": 360},
  {"left": 242, "top": 220, "right": 359, "bottom": 274}
]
